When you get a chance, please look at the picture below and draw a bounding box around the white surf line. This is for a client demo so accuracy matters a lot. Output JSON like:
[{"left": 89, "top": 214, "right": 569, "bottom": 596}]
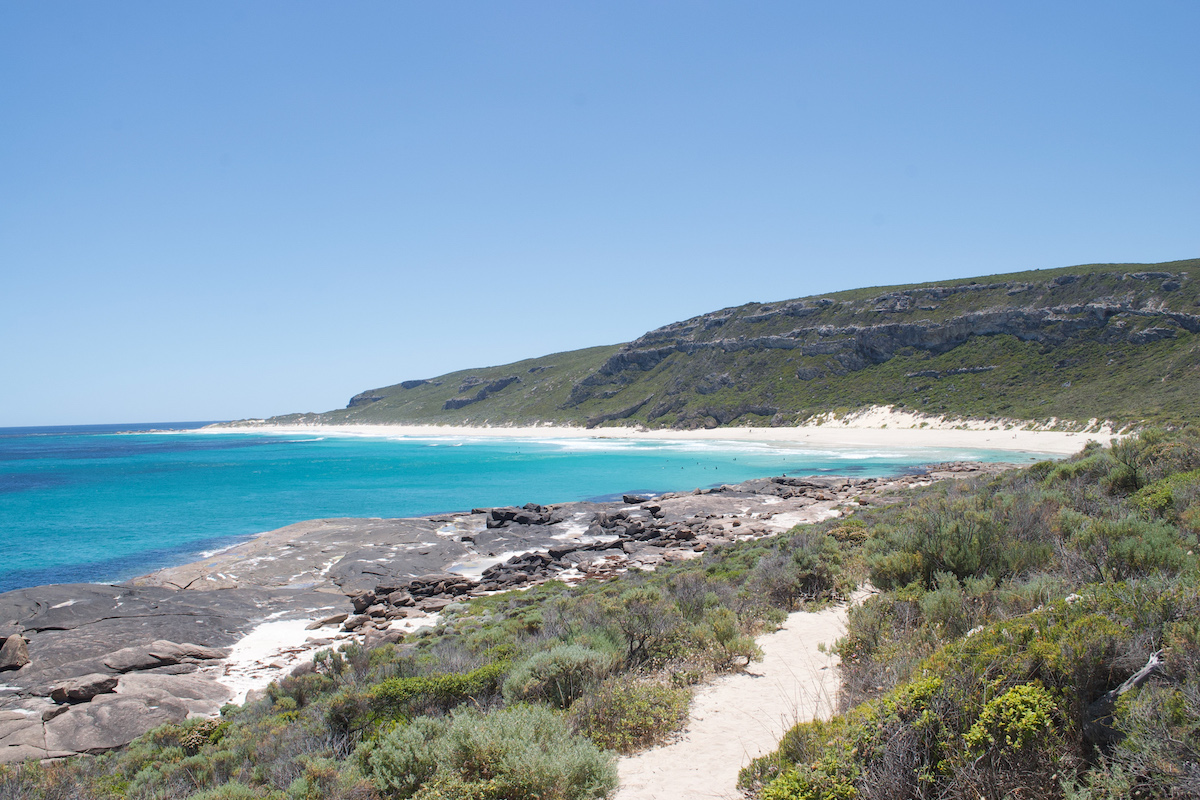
[{"left": 615, "top": 602, "right": 850, "bottom": 800}]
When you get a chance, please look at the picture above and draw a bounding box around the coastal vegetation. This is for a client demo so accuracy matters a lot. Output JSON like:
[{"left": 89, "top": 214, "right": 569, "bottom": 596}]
[
  {"left": 3, "top": 430, "right": 1199, "bottom": 798},
  {"left": 740, "top": 427, "right": 1200, "bottom": 799},
  {"left": 0, "top": 497, "right": 843, "bottom": 799},
  {"left": 266, "top": 259, "right": 1200, "bottom": 431}
]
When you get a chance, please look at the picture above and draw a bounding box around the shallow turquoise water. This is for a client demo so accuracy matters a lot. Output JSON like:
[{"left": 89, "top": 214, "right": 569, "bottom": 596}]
[{"left": 0, "top": 423, "right": 1048, "bottom": 592}]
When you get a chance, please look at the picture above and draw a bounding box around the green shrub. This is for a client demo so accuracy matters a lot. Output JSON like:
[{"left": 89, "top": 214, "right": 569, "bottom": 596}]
[
  {"left": 570, "top": 678, "right": 690, "bottom": 754},
  {"left": 918, "top": 571, "right": 969, "bottom": 637},
  {"left": 1072, "top": 516, "right": 1189, "bottom": 580},
  {"left": 752, "top": 532, "right": 842, "bottom": 607},
  {"left": 358, "top": 716, "right": 446, "bottom": 798},
  {"left": 963, "top": 682, "right": 1057, "bottom": 752},
  {"left": 191, "top": 782, "right": 284, "bottom": 800},
  {"left": 329, "top": 660, "right": 509, "bottom": 743},
  {"left": 617, "top": 587, "right": 681, "bottom": 666},
  {"left": 360, "top": 705, "right": 616, "bottom": 800},
  {"left": 503, "top": 645, "right": 615, "bottom": 709},
  {"left": 760, "top": 757, "right": 858, "bottom": 800},
  {"left": 702, "top": 607, "right": 762, "bottom": 669},
  {"left": 1132, "top": 469, "right": 1200, "bottom": 520}
]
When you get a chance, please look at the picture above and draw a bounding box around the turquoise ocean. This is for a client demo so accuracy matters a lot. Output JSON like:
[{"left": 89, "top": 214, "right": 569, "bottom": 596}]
[{"left": 0, "top": 423, "right": 1049, "bottom": 593}]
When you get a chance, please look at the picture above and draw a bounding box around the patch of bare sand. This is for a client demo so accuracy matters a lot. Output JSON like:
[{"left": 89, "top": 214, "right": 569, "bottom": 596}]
[{"left": 615, "top": 602, "right": 850, "bottom": 800}]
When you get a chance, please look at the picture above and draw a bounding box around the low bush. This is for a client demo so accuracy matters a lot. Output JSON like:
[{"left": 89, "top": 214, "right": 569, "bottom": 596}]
[
  {"left": 503, "top": 644, "right": 615, "bottom": 709},
  {"left": 570, "top": 678, "right": 690, "bottom": 754},
  {"left": 359, "top": 705, "right": 616, "bottom": 800}
]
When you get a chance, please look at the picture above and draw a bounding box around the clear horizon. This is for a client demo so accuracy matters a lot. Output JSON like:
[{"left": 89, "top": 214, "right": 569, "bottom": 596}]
[{"left": 3, "top": 2, "right": 1198, "bottom": 427}]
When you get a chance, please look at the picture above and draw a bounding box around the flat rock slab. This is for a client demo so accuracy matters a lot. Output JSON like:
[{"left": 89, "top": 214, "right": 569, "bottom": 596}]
[
  {"left": 117, "top": 673, "right": 233, "bottom": 716},
  {"left": 130, "top": 517, "right": 472, "bottom": 594},
  {"left": 44, "top": 691, "right": 191, "bottom": 755}
]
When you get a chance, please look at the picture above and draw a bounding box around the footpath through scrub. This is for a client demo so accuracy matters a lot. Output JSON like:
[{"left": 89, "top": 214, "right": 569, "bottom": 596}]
[{"left": 615, "top": 601, "right": 849, "bottom": 800}]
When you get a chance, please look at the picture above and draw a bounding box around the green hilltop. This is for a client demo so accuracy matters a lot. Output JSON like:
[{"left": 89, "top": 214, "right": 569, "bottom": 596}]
[{"left": 272, "top": 258, "right": 1200, "bottom": 429}]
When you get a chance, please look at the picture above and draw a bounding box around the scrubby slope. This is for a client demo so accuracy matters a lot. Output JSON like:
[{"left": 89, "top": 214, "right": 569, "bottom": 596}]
[
  {"left": 275, "top": 259, "right": 1200, "bottom": 429},
  {"left": 741, "top": 429, "right": 1200, "bottom": 799}
]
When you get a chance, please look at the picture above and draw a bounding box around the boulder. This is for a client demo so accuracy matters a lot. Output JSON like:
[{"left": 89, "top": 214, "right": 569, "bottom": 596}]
[
  {"left": 102, "top": 640, "right": 228, "bottom": 672},
  {"left": 364, "top": 629, "right": 405, "bottom": 648},
  {"left": 147, "top": 641, "right": 229, "bottom": 662},
  {"left": 349, "top": 591, "right": 377, "bottom": 614},
  {"left": 50, "top": 674, "right": 119, "bottom": 705},
  {"left": 385, "top": 591, "right": 413, "bottom": 606},
  {"left": 0, "top": 635, "right": 30, "bottom": 671},
  {"left": 342, "top": 615, "right": 370, "bottom": 632},
  {"left": 102, "top": 645, "right": 168, "bottom": 673},
  {"left": 305, "top": 613, "right": 349, "bottom": 630}
]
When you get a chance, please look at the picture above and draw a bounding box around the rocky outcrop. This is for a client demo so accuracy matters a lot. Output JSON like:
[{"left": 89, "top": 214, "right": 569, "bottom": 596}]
[
  {"left": 347, "top": 391, "right": 385, "bottom": 408},
  {"left": 444, "top": 375, "right": 522, "bottom": 410},
  {"left": 348, "top": 378, "right": 437, "bottom": 408},
  {"left": 585, "top": 396, "right": 654, "bottom": 428}
]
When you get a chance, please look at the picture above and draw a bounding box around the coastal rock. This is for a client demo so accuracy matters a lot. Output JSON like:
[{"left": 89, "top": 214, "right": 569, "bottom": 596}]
[
  {"left": 116, "top": 673, "right": 232, "bottom": 717},
  {"left": 44, "top": 691, "right": 191, "bottom": 755},
  {"left": 102, "top": 640, "right": 229, "bottom": 673},
  {"left": 50, "top": 674, "right": 118, "bottom": 705},
  {"left": 305, "top": 613, "right": 349, "bottom": 630},
  {"left": 347, "top": 391, "right": 384, "bottom": 408},
  {"left": 349, "top": 591, "right": 377, "bottom": 613},
  {"left": 0, "top": 711, "right": 67, "bottom": 764},
  {"left": 0, "top": 622, "right": 23, "bottom": 645},
  {"left": 148, "top": 641, "right": 230, "bottom": 663},
  {"left": 0, "top": 635, "right": 30, "bottom": 671},
  {"left": 342, "top": 615, "right": 370, "bottom": 632}
]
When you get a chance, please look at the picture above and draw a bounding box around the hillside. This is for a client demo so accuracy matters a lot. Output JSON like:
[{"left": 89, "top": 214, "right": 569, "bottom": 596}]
[{"left": 270, "top": 259, "right": 1200, "bottom": 429}]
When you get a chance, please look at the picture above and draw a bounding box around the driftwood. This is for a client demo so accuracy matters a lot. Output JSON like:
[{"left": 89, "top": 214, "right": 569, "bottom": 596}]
[{"left": 1084, "top": 650, "right": 1162, "bottom": 747}]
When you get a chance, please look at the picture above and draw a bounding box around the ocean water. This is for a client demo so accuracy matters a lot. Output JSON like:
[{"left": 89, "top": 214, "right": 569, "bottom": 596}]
[{"left": 0, "top": 423, "right": 1049, "bottom": 593}]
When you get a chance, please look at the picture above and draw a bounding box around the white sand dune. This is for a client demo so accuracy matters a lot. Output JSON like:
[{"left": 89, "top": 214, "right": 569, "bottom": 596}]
[{"left": 615, "top": 602, "right": 850, "bottom": 800}]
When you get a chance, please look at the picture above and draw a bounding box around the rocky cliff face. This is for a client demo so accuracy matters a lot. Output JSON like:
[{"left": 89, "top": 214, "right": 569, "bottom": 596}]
[{"left": 562, "top": 267, "right": 1198, "bottom": 421}]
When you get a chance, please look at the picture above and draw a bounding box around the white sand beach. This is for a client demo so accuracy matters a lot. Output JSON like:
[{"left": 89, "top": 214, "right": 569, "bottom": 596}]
[{"left": 202, "top": 405, "right": 1118, "bottom": 456}]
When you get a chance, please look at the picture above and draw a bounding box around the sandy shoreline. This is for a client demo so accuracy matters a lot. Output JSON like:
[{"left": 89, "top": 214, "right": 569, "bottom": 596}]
[{"left": 199, "top": 409, "right": 1115, "bottom": 456}]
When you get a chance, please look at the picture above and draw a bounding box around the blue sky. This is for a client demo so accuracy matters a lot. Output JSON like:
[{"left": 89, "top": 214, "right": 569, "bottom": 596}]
[{"left": 2, "top": 1, "right": 1197, "bottom": 426}]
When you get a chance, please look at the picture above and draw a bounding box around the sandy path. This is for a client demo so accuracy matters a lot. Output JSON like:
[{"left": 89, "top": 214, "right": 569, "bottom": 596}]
[{"left": 615, "top": 604, "right": 848, "bottom": 800}]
